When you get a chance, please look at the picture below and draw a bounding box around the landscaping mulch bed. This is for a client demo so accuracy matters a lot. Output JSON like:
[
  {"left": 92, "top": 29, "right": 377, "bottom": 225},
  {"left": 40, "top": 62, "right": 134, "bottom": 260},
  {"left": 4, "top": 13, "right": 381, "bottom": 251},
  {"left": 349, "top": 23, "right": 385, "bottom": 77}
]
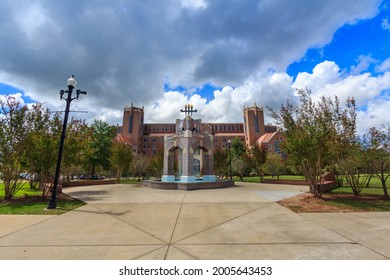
[{"left": 278, "top": 193, "right": 390, "bottom": 213}]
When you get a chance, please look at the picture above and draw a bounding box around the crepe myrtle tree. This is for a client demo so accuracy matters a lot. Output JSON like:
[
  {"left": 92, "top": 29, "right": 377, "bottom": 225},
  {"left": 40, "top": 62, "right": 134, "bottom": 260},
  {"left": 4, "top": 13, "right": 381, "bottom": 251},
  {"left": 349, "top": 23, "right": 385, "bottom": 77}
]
[
  {"left": 0, "top": 96, "right": 29, "bottom": 199},
  {"left": 110, "top": 141, "right": 134, "bottom": 183},
  {"left": 363, "top": 126, "right": 390, "bottom": 198},
  {"left": 23, "top": 103, "right": 62, "bottom": 190},
  {"left": 268, "top": 88, "right": 358, "bottom": 198},
  {"left": 247, "top": 142, "right": 268, "bottom": 183},
  {"left": 83, "top": 120, "right": 117, "bottom": 178}
]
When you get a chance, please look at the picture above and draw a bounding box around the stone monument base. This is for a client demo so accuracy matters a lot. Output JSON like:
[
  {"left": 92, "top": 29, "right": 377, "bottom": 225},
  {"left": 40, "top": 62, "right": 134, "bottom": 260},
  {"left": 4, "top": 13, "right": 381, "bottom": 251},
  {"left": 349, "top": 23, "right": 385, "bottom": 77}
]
[{"left": 143, "top": 179, "right": 235, "bottom": 191}]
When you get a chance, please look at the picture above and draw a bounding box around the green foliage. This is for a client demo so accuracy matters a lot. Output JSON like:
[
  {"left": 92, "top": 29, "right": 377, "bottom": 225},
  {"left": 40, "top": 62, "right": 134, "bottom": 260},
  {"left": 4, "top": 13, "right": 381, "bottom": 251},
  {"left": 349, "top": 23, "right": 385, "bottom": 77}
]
[
  {"left": 363, "top": 126, "right": 390, "bottom": 198},
  {"left": 214, "top": 147, "right": 229, "bottom": 178},
  {"left": 230, "top": 137, "right": 250, "bottom": 181},
  {"left": 0, "top": 96, "right": 30, "bottom": 199},
  {"left": 23, "top": 103, "right": 61, "bottom": 189},
  {"left": 338, "top": 146, "right": 371, "bottom": 195},
  {"left": 110, "top": 141, "right": 134, "bottom": 183},
  {"left": 264, "top": 153, "right": 287, "bottom": 179},
  {"left": 62, "top": 118, "right": 91, "bottom": 180},
  {"left": 247, "top": 142, "right": 268, "bottom": 183},
  {"left": 268, "top": 89, "right": 357, "bottom": 198},
  {"left": 130, "top": 155, "right": 150, "bottom": 181},
  {"left": 148, "top": 149, "right": 164, "bottom": 179},
  {"left": 83, "top": 120, "right": 117, "bottom": 176}
]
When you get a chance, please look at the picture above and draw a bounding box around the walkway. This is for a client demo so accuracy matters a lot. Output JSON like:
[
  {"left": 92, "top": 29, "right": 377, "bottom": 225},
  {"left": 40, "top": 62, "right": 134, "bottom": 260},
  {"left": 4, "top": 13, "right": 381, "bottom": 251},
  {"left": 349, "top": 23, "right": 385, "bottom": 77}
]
[{"left": 0, "top": 182, "right": 389, "bottom": 259}]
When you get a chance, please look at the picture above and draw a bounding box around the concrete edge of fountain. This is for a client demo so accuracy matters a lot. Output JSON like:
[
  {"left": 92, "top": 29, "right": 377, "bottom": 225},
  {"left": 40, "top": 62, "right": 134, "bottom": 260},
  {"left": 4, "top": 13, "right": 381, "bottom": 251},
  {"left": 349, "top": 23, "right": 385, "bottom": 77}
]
[{"left": 142, "top": 179, "right": 235, "bottom": 191}]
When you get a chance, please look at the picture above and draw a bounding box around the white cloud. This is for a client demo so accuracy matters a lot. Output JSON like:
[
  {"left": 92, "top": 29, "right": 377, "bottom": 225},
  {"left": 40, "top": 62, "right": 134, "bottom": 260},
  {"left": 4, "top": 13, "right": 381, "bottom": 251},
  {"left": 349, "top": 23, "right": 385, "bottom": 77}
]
[
  {"left": 382, "top": 18, "right": 390, "bottom": 30},
  {"left": 143, "top": 60, "right": 390, "bottom": 137},
  {"left": 0, "top": 0, "right": 383, "bottom": 128},
  {"left": 180, "top": 0, "right": 207, "bottom": 9},
  {"left": 145, "top": 71, "right": 295, "bottom": 124},
  {"left": 293, "top": 61, "right": 341, "bottom": 91},
  {"left": 0, "top": 92, "right": 25, "bottom": 106},
  {"left": 350, "top": 55, "right": 379, "bottom": 74},
  {"left": 293, "top": 61, "right": 390, "bottom": 107},
  {"left": 357, "top": 97, "right": 390, "bottom": 134},
  {"left": 377, "top": 57, "right": 390, "bottom": 72}
]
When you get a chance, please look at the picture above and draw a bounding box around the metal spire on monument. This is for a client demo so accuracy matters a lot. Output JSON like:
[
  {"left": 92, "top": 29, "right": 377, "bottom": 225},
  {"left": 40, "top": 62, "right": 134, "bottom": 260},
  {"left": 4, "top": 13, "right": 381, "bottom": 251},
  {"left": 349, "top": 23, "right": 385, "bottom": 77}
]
[{"left": 180, "top": 104, "right": 198, "bottom": 117}]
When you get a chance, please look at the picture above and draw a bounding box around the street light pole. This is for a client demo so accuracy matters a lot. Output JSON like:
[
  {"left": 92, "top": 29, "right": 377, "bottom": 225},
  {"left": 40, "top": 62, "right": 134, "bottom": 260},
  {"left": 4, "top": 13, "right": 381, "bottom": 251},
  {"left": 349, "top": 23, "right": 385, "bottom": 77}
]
[
  {"left": 228, "top": 139, "right": 232, "bottom": 180},
  {"left": 47, "top": 75, "right": 86, "bottom": 209}
]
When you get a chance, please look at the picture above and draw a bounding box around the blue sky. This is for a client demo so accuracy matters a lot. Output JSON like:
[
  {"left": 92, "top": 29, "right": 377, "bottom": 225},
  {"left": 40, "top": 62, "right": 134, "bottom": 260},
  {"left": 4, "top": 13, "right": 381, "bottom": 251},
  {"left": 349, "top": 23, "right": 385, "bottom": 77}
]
[
  {"left": 287, "top": 4, "right": 390, "bottom": 79},
  {"left": 0, "top": 0, "right": 389, "bottom": 133}
]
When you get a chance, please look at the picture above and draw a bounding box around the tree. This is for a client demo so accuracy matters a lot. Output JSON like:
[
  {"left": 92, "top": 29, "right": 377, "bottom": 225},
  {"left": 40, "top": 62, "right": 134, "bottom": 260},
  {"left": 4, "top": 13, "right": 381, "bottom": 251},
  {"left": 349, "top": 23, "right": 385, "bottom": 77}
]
[
  {"left": 231, "top": 137, "right": 249, "bottom": 181},
  {"left": 265, "top": 153, "right": 286, "bottom": 179},
  {"left": 268, "top": 89, "right": 357, "bottom": 198},
  {"left": 23, "top": 103, "right": 61, "bottom": 190},
  {"left": 0, "top": 96, "right": 29, "bottom": 199},
  {"left": 247, "top": 142, "right": 268, "bottom": 183},
  {"left": 83, "top": 120, "right": 116, "bottom": 177},
  {"left": 338, "top": 145, "right": 371, "bottom": 195},
  {"left": 62, "top": 118, "right": 91, "bottom": 181},
  {"left": 130, "top": 155, "right": 150, "bottom": 181},
  {"left": 363, "top": 126, "right": 390, "bottom": 198},
  {"left": 214, "top": 147, "right": 229, "bottom": 179},
  {"left": 148, "top": 149, "right": 164, "bottom": 179},
  {"left": 110, "top": 141, "right": 133, "bottom": 183}
]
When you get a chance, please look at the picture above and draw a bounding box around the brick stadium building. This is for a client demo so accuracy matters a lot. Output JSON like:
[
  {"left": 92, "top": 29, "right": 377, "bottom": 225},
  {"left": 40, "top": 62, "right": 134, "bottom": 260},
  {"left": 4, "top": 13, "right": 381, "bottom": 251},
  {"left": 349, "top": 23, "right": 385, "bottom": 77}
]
[{"left": 116, "top": 103, "right": 284, "bottom": 155}]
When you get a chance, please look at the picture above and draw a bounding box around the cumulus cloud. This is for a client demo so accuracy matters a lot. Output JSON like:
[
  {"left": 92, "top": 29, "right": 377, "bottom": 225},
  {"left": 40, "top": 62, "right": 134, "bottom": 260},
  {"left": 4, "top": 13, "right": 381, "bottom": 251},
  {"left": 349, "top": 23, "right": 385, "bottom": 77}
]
[
  {"left": 147, "top": 70, "right": 295, "bottom": 124},
  {"left": 144, "top": 59, "right": 390, "bottom": 136},
  {"left": 292, "top": 60, "right": 390, "bottom": 134},
  {"left": 377, "top": 57, "right": 390, "bottom": 72},
  {"left": 293, "top": 61, "right": 390, "bottom": 106},
  {"left": 0, "top": 92, "right": 25, "bottom": 106},
  {"left": 357, "top": 96, "right": 390, "bottom": 134},
  {"left": 0, "top": 0, "right": 382, "bottom": 126}
]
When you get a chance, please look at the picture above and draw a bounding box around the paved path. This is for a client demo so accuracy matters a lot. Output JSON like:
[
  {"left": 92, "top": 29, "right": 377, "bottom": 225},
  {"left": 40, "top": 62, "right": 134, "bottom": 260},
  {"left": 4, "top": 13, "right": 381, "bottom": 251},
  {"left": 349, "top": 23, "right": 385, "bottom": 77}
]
[{"left": 0, "top": 182, "right": 389, "bottom": 260}]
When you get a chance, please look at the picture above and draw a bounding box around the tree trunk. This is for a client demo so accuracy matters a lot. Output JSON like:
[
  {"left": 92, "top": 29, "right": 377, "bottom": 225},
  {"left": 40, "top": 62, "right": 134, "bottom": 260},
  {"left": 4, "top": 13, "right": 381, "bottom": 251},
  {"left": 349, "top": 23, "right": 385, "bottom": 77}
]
[{"left": 382, "top": 180, "right": 389, "bottom": 199}]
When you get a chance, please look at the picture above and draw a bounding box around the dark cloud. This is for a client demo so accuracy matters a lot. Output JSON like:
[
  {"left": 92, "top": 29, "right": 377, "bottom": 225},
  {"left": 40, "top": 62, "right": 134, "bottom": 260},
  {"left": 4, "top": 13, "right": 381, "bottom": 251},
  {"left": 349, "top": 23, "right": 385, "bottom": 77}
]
[{"left": 0, "top": 0, "right": 381, "bottom": 123}]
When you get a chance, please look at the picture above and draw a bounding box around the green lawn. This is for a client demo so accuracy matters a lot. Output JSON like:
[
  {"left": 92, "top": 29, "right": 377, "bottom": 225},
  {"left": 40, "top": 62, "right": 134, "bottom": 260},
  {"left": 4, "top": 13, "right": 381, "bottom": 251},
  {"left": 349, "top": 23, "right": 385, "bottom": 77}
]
[
  {"left": 263, "top": 175, "right": 306, "bottom": 180},
  {"left": 0, "top": 198, "right": 85, "bottom": 215},
  {"left": 233, "top": 175, "right": 306, "bottom": 182},
  {"left": 324, "top": 198, "right": 390, "bottom": 212},
  {"left": 0, "top": 182, "right": 85, "bottom": 215},
  {"left": 331, "top": 186, "right": 386, "bottom": 196},
  {"left": 0, "top": 182, "right": 42, "bottom": 199}
]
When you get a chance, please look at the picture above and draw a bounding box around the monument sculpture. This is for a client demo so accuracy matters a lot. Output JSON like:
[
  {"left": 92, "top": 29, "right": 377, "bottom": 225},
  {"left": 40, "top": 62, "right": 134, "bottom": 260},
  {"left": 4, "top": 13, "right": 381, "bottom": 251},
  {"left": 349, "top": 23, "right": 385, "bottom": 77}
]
[{"left": 143, "top": 104, "right": 234, "bottom": 190}]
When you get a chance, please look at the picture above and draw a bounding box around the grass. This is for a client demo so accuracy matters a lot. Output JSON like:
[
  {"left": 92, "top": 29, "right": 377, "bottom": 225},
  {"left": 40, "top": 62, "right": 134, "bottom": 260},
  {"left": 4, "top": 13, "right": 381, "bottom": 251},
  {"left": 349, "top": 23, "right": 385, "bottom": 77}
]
[
  {"left": 324, "top": 198, "right": 390, "bottom": 212},
  {"left": 263, "top": 175, "right": 306, "bottom": 180},
  {"left": 331, "top": 186, "right": 385, "bottom": 196},
  {"left": 0, "top": 181, "right": 42, "bottom": 199},
  {"left": 0, "top": 182, "right": 85, "bottom": 215},
  {"left": 233, "top": 175, "right": 306, "bottom": 182}
]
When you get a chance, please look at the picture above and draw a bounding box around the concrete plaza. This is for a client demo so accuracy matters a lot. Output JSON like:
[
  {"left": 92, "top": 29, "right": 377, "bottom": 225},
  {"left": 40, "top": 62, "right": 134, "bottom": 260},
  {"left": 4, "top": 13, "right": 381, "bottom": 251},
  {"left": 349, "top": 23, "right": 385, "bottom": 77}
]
[{"left": 0, "top": 182, "right": 389, "bottom": 260}]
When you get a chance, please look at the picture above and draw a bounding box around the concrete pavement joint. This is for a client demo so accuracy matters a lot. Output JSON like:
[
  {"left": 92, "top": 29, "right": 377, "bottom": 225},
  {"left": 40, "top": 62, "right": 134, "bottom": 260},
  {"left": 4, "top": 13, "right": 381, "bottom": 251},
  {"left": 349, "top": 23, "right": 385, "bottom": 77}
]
[
  {"left": 171, "top": 202, "right": 274, "bottom": 244},
  {"left": 0, "top": 215, "right": 57, "bottom": 240},
  {"left": 298, "top": 213, "right": 390, "bottom": 260},
  {"left": 164, "top": 192, "right": 187, "bottom": 260},
  {"left": 0, "top": 244, "right": 167, "bottom": 248},
  {"left": 170, "top": 245, "right": 200, "bottom": 260},
  {"left": 173, "top": 241, "right": 358, "bottom": 245},
  {"left": 132, "top": 245, "right": 168, "bottom": 260},
  {"left": 85, "top": 203, "right": 169, "bottom": 245}
]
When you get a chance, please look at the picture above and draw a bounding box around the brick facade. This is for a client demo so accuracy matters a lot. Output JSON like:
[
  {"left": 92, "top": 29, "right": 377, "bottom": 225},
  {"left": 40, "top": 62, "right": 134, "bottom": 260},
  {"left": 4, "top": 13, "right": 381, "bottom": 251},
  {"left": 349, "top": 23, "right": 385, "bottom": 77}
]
[{"left": 117, "top": 104, "right": 281, "bottom": 155}]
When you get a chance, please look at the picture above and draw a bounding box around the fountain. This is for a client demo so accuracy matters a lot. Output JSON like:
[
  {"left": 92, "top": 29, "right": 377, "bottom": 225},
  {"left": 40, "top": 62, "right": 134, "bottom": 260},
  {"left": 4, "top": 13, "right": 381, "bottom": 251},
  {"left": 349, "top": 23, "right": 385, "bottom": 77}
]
[{"left": 143, "top": 104, "right": 234, "bottom": 190}]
